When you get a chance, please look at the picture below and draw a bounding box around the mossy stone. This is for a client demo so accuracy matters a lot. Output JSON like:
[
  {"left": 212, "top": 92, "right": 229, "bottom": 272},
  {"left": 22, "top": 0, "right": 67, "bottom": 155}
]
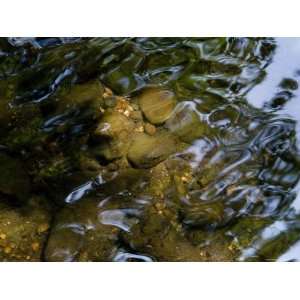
[
  {"left": 94, "top": 111, "right": 134, "bottom": 139},
  {"left": 57, "top": 80, "right": 104, "bottom": 112}
]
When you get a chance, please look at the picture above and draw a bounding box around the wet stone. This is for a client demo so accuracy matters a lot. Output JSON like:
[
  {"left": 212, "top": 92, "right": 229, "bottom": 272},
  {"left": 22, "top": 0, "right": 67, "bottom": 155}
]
[
  {"left": 138, "top": 88, "right": 176, "bottom": 125},
  {"left": 94, "top": 111, "right": 134, "bottom": 139},
  {"left": 127, "top": 132, "right": 178, "bottom": 168},
  {"left": 93, "top": 111, "right": 135, "bottom": 160}
]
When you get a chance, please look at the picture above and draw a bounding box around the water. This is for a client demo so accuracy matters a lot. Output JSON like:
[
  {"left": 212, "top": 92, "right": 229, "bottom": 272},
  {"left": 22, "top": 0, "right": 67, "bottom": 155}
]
[{"left": 0, "top": 37, "right": 300, "bottom": 261}]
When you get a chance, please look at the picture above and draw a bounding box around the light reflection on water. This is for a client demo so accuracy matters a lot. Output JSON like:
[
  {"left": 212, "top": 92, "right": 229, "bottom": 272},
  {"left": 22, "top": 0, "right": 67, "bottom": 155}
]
[{"left": 247, "top": 38, "right": 300, "bottom": 261}]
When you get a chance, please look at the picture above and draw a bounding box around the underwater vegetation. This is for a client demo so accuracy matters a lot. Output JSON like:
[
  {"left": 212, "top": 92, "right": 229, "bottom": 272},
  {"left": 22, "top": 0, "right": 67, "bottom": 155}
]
[{"left": 0, "top": 37, "right": 300, "bottom": 261}]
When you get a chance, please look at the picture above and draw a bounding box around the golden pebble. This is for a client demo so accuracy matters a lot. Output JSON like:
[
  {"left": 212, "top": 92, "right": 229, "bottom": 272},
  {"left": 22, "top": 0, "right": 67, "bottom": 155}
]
[
  {"left": 181, "top": 176, "right": 188, "bottom": 183},
  {"left": 134, "top": 125, "right": 144, "bottom": 133},
  {"left": 144, "top": 123, "right": 156, "bottom": 136},
  {"left": 37, "top": 223, "right": 50, "bottom": 234},
  {"left": 31, "top": 242, "right": 40, "bottom": 252},
  {"left": 104, "top": 87, "right": 113, "bottom": 97},
  {"left": 123, "top": 109, "right": 131, "bottom": 117},
  {"left": 0, "top": 233, "right": 6, "bottom": 240}
]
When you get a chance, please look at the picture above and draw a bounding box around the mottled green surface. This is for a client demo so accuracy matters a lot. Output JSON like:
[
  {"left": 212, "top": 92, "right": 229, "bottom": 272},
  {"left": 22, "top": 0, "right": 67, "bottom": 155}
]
[{"left": 0, "top": 37, "right": 300, "bottom": 261}]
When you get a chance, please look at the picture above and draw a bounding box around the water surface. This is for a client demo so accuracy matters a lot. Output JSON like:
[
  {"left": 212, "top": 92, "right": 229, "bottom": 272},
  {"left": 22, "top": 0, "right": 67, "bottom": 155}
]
[{"left": 0, "top": 37, "right": 300, "bottom": 261}]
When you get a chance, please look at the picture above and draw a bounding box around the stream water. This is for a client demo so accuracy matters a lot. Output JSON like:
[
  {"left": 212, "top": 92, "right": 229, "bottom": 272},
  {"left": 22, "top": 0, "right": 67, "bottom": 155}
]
[{"left": 0, "top": 37, "right": 300, "bottom": 261}]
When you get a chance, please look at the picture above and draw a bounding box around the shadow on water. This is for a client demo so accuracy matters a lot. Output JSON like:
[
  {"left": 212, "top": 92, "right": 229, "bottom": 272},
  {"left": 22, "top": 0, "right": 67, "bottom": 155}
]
[{"left": 0, "top": 37, "right": 300, "bottom": 261}]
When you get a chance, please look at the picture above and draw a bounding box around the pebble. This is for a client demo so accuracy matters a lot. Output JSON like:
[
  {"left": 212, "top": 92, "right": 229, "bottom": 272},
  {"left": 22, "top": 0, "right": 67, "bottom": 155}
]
[
  {"left": 130, "top": 110, "right": 143, "bottom": 121},
  {"left": 144, "top": 123, "right": 156, "bottom": 136},
  {"left": 37, "top": 223, "right": 50, "bottom": 234},
  {"left": 31, "top": 242, "right": 40, "bottom": 252}
]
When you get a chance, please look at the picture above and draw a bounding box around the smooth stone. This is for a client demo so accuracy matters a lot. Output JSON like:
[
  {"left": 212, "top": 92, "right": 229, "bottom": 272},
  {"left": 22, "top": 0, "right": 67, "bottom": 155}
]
[
  {"left": 127, "top": 132, "right": 177, "bottom": 168},
  {"left": 138, "top": 88, "right": 176, "bottom": 125}
]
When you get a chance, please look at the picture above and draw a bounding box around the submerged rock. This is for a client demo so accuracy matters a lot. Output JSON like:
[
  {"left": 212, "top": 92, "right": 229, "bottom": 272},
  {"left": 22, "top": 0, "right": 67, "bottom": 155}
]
[
  {"left": 94, "top": 111, "right": 134, "bottom": 139},
  {"left": 44, "top": 169, "right": 150, "bottom": 262},
  {"left": 56, "top": 80, "right": 104, "bottom": 111},
  {"left": 138, "top": 88, "right": 176, "bottom": 125},
  {"left": 121, "top": 199, "right": 236, "bottom": 262},
  {"left": 127, "top": 132, "right": 178, "bottom": 168},
  {"left": 44, "top": 197, "right": 120, "bottom": 262},
  {"left": 0, "top": 197, "right": 51, "bottom": 261},
  {"left": 93, "top": 111, "right": 135, "bottom": 160},
  {"left": 165, "top": 101, "right": 210, "bottom": 143}
]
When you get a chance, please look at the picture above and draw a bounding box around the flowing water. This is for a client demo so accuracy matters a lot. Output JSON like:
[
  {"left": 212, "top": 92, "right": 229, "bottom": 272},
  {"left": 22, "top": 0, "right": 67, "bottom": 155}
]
[{"left": 0, "top": 37, "right": 300, "bottom": 261}]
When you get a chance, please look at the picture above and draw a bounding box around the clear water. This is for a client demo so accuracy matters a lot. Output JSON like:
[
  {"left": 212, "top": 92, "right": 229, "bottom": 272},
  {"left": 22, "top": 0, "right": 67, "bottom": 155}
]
[{"left": 0, "top": 37, "right": 300, "bottom": 261}]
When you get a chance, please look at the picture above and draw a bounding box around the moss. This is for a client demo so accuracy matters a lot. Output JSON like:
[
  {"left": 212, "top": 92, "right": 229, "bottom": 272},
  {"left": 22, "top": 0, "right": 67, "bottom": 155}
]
[{"left": 4, "top": 117, "right": 45, "bottom": 150}]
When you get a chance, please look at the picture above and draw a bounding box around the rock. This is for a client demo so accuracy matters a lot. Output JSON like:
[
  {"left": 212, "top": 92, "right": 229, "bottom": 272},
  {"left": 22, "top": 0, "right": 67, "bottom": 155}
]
[
  {"left": 45, "top": 170, "right": 149, "bottom": 262},
  {"left": 165, "top": 101, "right": 209, "bottom": 143},
  {"left": 94, "top": 112, "right": 134, "bottom": 139},
  {"left": 138, "top": 88, "right": 176, "bottom": 124},
  {"left": 0, "top": 153, "right": 30, "bottom": 204},
  {"left": 127, "top": 132, "right": 177, "bottom": 168},
  {"left": 121, "top": 200, "right": 236, "bottom": 261},
  {"left": 0, "top": 197, "right": 51, "bottom": 261},
  {"left": 57, "top": 80, "right": 104, "bottom": 111},
  {"left": 144, "top": 123, "right": 156, "bottom": 136},
  {"left": 130, "top": 110, "right": 143, "bottom": 121},
  {"left": 93, "top": 112, "right": 135, "bottom": 160}
]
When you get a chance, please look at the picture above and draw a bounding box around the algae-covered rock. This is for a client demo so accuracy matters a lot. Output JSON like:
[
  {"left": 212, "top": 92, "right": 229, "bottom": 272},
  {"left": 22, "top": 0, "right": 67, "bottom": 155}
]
[
  {"left": 127, "top": 132, "right": 178, "bottom": 168},
  {"left": 0, "top": 152, "right": 30, "bottom": 204},
  {"left": 138, "top": 88, "right": 176, "bottom": 124},
  {"left": 41, "top": 80, "right": 105, "bottom": 134},
  {"left": 94, "top": 111, "right": 134, "bottom": 139},
  {"left": 56, "top": 80, "right": 104, "bottom": 111},
  {"left": 0, "top": 197, "right": 51, "bottom": 261}
]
